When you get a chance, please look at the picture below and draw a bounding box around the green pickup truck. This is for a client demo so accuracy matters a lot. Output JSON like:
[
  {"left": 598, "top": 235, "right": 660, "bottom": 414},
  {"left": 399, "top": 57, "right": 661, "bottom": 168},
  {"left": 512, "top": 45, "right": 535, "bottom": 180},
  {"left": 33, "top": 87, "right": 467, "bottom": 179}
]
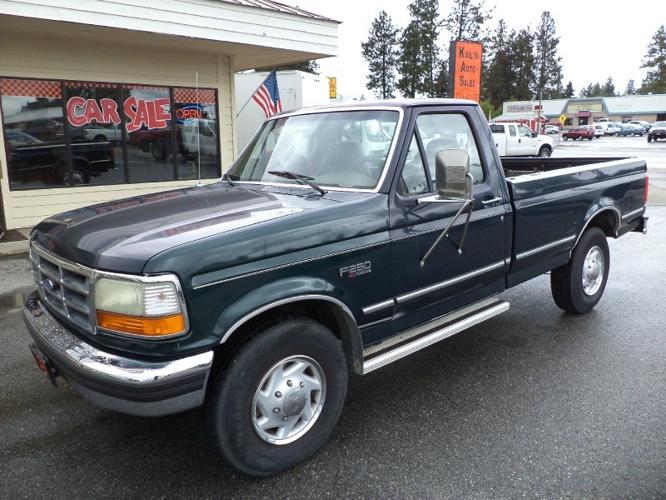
[{"left": 24, "top": 99, "right": 648, "bottom": 476}]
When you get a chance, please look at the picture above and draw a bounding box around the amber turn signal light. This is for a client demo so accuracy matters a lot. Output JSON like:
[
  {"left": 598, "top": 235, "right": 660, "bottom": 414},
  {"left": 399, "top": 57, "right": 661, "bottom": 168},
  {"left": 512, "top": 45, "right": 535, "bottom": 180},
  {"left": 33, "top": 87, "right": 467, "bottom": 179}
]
[{"left": 96, "top": 310, "right": 186, "bottom": 337}]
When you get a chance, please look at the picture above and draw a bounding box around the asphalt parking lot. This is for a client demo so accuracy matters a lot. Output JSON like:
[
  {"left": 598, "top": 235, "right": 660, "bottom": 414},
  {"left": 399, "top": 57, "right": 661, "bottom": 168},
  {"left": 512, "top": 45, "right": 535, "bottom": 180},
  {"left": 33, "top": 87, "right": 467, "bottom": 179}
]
[{"left": 1, "top": 138, "right": 664, "bottom": 499}]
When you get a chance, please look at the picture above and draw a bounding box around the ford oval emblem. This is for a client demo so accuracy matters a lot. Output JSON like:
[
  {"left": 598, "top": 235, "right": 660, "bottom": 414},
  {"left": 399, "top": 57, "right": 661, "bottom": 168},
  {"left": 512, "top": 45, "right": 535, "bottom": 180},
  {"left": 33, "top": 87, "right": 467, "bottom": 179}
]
[{"left": 44, "top": 278, "right": 56, "bottom": 290}]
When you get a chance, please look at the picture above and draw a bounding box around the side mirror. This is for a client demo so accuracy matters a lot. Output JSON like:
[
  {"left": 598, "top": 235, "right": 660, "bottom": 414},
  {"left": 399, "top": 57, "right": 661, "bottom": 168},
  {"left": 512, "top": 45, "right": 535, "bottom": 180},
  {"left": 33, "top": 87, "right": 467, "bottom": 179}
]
[
  {"left": 434, "top": 149, "right": 472, "bottom": 200},
  {"left": 532, "top": 131, "right": 538, "bottom": 138}
]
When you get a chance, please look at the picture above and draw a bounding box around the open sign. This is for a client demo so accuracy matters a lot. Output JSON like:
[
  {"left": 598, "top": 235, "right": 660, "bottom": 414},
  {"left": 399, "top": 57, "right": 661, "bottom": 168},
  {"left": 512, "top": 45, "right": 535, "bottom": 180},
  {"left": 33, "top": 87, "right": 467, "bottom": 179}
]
[{"left": 176, "top": 105, "right": 203, "bottom": 123}]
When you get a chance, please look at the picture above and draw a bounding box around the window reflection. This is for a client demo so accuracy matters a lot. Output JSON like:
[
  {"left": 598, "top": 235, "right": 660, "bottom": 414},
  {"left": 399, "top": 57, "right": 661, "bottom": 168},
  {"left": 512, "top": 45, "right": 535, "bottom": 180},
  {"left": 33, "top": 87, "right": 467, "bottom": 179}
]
[
  {"left": 173, "top": 88, "right": 219, "bottom": 180},
  {"left": 1, "top": 78, "right": 67, "bottom": 189},
  {"left": 65, "top": 82, "right": 124, "bottom": 185},
  {"left": 1, "top": 78, "right": 221, "bottom": 190},
  {"left": 124, "top": 86, "right": 174, "bottom": 183}
]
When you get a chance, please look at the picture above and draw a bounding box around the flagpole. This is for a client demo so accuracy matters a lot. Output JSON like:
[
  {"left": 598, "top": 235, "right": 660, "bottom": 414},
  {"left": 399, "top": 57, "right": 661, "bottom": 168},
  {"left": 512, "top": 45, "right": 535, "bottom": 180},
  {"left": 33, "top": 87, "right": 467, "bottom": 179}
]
[{"left": 235, "top": 68, "right": 277, "bottom": 118}]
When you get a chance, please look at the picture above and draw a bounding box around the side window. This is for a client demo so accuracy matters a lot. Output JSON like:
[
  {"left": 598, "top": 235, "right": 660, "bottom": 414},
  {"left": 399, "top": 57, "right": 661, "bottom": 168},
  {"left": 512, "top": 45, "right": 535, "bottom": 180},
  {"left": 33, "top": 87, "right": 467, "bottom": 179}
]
[
  {"left": 398, "top": 133, "right": 429, "bottom": 195},
  {"left": 518, "top": 125, "right": 533, "bottom": 137},
  {"left": 508, "top": 125, "right": 516, "bottom": 137},
  {"left": 415, "top": 113, "right": 485, "bottom": 185}
]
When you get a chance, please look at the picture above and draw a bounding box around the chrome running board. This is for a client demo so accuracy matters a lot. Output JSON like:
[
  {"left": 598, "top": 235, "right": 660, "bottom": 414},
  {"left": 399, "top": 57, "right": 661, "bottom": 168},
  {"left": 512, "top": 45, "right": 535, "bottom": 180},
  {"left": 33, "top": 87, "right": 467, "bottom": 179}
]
[{"left": 362, "top": 297, "right": 509, "bottom": 374}]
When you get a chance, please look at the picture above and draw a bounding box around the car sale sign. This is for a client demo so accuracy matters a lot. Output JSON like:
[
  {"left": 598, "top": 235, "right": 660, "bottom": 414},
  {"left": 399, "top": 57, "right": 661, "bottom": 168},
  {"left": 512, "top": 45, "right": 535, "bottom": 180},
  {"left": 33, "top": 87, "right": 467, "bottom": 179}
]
[
  {"left": 449, "top": 40, "right": 483, "bottom": 103},
  {"left": 66, "top": 95, "right": 171, "bottom": 132}
]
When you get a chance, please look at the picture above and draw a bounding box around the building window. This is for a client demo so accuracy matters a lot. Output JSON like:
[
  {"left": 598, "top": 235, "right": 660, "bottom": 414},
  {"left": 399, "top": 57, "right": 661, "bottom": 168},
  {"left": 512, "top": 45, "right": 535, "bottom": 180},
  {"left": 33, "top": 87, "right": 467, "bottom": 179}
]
[
  {"left": 173, "top": 88, "right": 220, "bottom": 181},
  {"left": 123, "top": 85, "right": 174, "bottom": 183},
  {"left": 1, "top": 77, "right": 221, "bottom": 190},
  {"left": 64, "top": 82, "right": 125, "bottom": 186},
  {"left": 0, "top": 78, "right": 67, "bottom": 190}
]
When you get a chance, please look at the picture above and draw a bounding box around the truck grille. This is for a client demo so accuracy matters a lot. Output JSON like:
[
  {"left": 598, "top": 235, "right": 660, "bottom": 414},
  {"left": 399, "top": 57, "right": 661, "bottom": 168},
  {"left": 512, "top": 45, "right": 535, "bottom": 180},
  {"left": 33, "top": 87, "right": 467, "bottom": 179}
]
[{"left": 29, "top": 243, "right": 95, "bottom": 334}]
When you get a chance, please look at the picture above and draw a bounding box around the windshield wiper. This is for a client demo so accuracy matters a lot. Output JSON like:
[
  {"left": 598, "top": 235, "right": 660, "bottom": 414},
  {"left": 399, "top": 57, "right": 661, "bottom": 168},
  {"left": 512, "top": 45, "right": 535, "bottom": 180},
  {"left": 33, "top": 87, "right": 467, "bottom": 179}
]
[{"left": 268, "top": 170, "right": 327, "bottom": 196}]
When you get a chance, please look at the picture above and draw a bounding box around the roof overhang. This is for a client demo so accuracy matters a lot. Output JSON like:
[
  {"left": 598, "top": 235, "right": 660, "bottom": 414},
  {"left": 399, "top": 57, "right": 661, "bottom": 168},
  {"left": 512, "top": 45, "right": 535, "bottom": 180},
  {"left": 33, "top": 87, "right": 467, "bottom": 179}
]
[{"left": 0, "top": 0, "right": 338, "bottom": 71}]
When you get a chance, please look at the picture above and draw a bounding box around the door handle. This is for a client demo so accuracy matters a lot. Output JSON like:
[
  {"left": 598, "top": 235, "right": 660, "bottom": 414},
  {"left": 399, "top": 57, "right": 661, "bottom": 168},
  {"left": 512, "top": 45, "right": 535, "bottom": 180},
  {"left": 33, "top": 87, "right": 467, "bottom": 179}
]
[{"left": 482, "top": 197, "right": 503, "bottom": 206}]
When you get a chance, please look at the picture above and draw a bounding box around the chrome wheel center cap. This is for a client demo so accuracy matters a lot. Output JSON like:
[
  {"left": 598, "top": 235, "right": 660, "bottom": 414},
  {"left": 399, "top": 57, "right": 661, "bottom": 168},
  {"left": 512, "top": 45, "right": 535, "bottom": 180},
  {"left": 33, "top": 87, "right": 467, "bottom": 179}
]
[{"left": 283, "top": 388, "right": 307, "bottom": 416}]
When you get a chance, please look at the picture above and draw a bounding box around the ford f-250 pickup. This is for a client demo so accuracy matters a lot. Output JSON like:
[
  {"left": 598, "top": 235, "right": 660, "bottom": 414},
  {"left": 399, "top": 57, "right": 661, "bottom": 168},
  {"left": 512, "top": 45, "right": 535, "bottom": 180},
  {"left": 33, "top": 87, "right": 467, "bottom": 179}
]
[{"left": 23, "top": 99, "right": 648, "bottom": 476}]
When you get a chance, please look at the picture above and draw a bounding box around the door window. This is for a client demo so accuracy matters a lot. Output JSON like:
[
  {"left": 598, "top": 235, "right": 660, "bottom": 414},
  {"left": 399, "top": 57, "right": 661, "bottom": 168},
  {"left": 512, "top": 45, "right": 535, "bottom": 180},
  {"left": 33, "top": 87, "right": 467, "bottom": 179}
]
[
  {"left": 415, "top": 113, "right": 485, "bottom": 185},
  {"left": 398, "top": 133, "right": 429, "bottom": 195},
  {"left": 518, "top": 125, "right": 533, "bottom": 137},
  {"left": 508, "top": 125, "right": 516, "bottom": 136}
]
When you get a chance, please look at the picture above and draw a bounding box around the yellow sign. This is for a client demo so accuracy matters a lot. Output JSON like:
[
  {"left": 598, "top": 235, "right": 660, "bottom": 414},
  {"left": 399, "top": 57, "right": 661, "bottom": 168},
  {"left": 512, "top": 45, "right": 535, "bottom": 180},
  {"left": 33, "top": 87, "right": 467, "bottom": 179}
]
[
  {"left": 566, "top": 102, "right": 602, "bottom": 113},
  {"left": 559, "top": 114, "right": 567, "bottom": 125},
  {"left": 328, "top": 77, "right": 337, "bottom": 99}
]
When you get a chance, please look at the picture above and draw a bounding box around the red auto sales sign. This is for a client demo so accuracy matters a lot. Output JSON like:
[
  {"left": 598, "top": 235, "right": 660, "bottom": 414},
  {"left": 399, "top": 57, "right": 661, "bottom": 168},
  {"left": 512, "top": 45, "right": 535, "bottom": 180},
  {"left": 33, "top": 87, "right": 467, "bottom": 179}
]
[{"left": 66, "top": 96, "right": 171, "bottom": 133}]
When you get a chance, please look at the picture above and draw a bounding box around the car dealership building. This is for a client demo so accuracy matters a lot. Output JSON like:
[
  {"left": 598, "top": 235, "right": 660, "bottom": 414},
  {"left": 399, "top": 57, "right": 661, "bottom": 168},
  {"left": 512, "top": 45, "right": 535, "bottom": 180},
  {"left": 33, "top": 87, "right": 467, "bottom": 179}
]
[{"left": 0, "top": 0, "right": 337, "bottom": 231}]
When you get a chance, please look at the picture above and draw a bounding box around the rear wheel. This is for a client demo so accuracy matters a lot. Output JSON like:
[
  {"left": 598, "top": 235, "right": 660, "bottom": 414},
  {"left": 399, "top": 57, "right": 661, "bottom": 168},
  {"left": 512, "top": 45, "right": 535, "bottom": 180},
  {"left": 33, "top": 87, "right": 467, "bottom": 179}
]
[
  {"left": 206, "top": 317, "right": 348, "bottom": 476},
  {"left": 551, "top": 227, "right": 610, "bottom": 314}
]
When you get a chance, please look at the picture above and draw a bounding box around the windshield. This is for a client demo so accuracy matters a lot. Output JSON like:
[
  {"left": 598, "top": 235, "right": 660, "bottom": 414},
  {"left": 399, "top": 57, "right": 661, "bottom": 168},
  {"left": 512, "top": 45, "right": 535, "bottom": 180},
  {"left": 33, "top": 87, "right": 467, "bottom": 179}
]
[{"left": 228, "top": 110, "right": 399, "bottom": 190}]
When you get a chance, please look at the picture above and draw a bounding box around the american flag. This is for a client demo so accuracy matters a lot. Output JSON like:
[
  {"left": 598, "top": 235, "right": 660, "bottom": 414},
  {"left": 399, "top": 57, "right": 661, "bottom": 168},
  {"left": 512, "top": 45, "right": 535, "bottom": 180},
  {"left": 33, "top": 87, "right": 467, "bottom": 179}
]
[{"left": 252, "top": 71, "right": 282, "bottom": 118}]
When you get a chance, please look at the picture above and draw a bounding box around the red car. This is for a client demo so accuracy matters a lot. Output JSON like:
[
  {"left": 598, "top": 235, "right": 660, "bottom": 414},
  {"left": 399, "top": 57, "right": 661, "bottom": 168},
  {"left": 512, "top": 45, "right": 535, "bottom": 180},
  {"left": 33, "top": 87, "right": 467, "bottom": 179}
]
[{"left": 562, "top": 126, "right": 594, "bottom": 141}]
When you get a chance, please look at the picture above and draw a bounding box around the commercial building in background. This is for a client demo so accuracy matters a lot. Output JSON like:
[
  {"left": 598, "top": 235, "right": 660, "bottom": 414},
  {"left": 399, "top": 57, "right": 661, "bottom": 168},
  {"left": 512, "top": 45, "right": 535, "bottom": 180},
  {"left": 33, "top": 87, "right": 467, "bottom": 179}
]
[
  {"left": 495, "top": 94, "right": 666, "bottom": 127},
  {"left": 234, "top": 70, "right": 331, "bottom": 150},
  {"left": 0, "top": 0, "right": 338, "bottom": 231}
]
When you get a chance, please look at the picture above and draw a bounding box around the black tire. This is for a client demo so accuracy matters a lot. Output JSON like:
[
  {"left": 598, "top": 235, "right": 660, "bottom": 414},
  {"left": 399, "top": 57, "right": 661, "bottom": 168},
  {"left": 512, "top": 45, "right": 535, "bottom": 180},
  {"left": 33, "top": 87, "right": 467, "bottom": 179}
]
[
  {"left": 93, "top": 134, "right": 106, "bottom": 142},
  {"left": 551, "top": 227, "right": 610, "bottom": 314},
  {"left": 538, "top": 146, "right": 552, "bottom": 157},
  {"left": 206, "top": 317, "right": 348, "bottom": 476}
]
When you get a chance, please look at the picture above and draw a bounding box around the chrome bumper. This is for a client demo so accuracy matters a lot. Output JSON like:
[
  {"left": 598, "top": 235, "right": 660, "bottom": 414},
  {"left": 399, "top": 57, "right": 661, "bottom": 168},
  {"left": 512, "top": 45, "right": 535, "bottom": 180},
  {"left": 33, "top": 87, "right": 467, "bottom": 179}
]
[{"left": 23, "top": 291, "right": 213, "bottom": 417}]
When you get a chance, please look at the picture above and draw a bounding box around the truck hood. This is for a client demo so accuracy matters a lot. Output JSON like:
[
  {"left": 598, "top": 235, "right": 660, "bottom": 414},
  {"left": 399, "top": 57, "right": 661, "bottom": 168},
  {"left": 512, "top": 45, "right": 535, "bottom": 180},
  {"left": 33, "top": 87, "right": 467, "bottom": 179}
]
[{"left": 31, "top": 182, "right": 344, "bottom": 273}]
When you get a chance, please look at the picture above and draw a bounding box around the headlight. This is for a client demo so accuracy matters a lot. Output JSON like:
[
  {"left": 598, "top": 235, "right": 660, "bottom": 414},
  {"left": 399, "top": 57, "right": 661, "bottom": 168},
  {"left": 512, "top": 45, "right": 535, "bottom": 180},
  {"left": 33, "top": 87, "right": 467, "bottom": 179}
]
[{"left": 94, "top": 276, "right": 187, "bottom": 338}]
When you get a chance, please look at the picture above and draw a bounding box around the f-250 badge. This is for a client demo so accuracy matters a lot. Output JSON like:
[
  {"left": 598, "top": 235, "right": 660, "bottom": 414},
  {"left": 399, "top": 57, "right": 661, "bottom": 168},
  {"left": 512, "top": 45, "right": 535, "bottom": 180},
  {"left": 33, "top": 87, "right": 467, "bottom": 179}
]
[{"left": 339, "top": 261, "right": 372, "bottom": 279}]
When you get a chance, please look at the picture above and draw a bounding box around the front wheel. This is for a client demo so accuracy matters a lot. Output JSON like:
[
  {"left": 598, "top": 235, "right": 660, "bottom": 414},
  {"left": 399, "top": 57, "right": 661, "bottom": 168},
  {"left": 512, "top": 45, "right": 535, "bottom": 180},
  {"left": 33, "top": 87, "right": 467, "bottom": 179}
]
[
  {"left": 551, "top": 227, "right": 610, "bottom": 314},
  {"left": 206, "top": 317, "right": 348, "bottom": 476},
  {"left": 538, "top": 146, "right": 552, "bottom": 157}
]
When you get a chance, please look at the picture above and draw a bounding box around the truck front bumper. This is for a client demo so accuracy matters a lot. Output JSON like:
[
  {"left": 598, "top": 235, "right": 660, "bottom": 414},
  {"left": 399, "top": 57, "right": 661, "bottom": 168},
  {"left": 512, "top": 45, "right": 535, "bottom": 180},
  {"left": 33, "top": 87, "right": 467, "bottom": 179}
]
[{"left": 23, "top": 291, "right": 214, "bottom": 417}]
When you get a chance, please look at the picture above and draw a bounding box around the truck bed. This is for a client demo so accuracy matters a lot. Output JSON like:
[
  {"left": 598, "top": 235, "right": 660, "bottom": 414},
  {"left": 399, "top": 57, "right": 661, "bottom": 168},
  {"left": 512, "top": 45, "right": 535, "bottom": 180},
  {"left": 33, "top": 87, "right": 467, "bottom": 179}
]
[{"left": 501, "top": 156, "right": 647, "bottom": 288}]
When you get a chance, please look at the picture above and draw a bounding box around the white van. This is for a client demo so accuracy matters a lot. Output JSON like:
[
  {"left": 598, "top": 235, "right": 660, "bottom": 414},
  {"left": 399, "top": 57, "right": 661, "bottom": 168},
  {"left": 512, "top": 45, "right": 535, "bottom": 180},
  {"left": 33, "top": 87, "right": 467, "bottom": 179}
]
[{"left": 489, "top": 122, "right": 554, "bottom": 157}]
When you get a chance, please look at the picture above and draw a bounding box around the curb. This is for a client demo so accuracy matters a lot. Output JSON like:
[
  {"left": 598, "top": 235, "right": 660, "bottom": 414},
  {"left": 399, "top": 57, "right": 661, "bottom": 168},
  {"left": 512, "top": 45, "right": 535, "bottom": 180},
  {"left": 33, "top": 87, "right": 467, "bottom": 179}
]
[{"left": 0, "top": 240, "right": 29, "bottom": 258}]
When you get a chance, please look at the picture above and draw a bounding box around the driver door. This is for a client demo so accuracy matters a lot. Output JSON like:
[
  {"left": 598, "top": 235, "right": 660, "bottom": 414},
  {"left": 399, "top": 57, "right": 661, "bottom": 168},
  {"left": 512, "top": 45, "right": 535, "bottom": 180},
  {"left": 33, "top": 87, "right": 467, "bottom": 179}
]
[{"left": 388, "top": 107, "right": 509, "bottom": 333}]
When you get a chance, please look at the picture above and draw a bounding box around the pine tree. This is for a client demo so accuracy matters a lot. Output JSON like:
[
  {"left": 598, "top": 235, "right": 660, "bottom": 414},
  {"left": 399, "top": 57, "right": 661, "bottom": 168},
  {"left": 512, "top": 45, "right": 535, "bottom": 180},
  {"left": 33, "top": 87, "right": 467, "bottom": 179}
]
[
  {"left": 434, "top": 59, "right": 449, "bottom": 97},
  {"left": 509, "top": 29, "right": 535, "bottom": 101},
  {"left": 601, "top": 76, "right": 616, "bottom": 96},
  {"left": 564, "top": 81, "right": 575, "bottom": 98},
  {"left": 639, "top": 25, "right": 666, "bottom": 94},
  {"left": 443, "top": 0, "right": 493, "bottom": 41},
  {"left": 484, "top": 20, "right": 513, "bottom": 109},
  {"left": 398, "top": 0, "right": 442, "bottom": 98},
  {"left": 624, "top": 79, "right": 636, "bottom": 95},
  {"left": 533, "top": 11, "right": 564, "bottom": 99},
  {"left": 362, "top": 11, "right": 400, "bottom": 99},
  {"left": 397, "top": 22, "right": 421, "bottom": 98}
]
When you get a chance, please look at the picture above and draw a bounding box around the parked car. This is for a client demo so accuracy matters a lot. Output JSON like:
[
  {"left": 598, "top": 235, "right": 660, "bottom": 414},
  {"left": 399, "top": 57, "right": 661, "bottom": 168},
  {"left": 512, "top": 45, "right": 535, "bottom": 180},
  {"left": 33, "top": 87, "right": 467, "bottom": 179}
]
[
  {"left": 624, "top": 123, "right": 645, "bottom": 136},
  {"left": 616, "top": 124, "right": 637, "bottom": 137},
  {"left": 23, "top": 99, "right": 648, "bottom": 476},
  {"left": 489, "top": 122, "right": 554, "bottom": 156},
  {"left": 647, "top": 121, "right": 666, "bottom": 142},
  {"left": 629, "top": 120, "right": 651, "bottom": 132},
  {"left": 593, "top": 124, "right": 605, "bottom": 138},
  {"left": 544, "top": 124, "right": 559, "bottom": 134},
  {"left": 5, "top": 128, "right": 114, "bottom": 185},
  {"left": 605, "top": 123, "right": 622, "bottom": 136},
  {"left": 82, "top": 125, "right": 122, "bottom": 143},
  {"left": 562, "top": 126, "right": 594, "bottom": 140}
]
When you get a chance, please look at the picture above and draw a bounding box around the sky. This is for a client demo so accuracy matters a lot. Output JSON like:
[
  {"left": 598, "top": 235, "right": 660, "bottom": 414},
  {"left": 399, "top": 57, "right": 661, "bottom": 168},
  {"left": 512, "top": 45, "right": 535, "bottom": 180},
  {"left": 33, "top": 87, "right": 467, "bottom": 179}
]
[{"left": 292, "top": 0, "right": 666, "bottom": 100}]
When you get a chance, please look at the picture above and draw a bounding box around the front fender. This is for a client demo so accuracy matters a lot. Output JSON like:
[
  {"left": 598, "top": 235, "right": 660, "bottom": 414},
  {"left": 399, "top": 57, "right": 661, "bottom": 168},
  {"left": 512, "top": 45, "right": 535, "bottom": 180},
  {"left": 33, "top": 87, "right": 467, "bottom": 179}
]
[{"left": 209, "top": 275, "right": 364, "bottom": 373}]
